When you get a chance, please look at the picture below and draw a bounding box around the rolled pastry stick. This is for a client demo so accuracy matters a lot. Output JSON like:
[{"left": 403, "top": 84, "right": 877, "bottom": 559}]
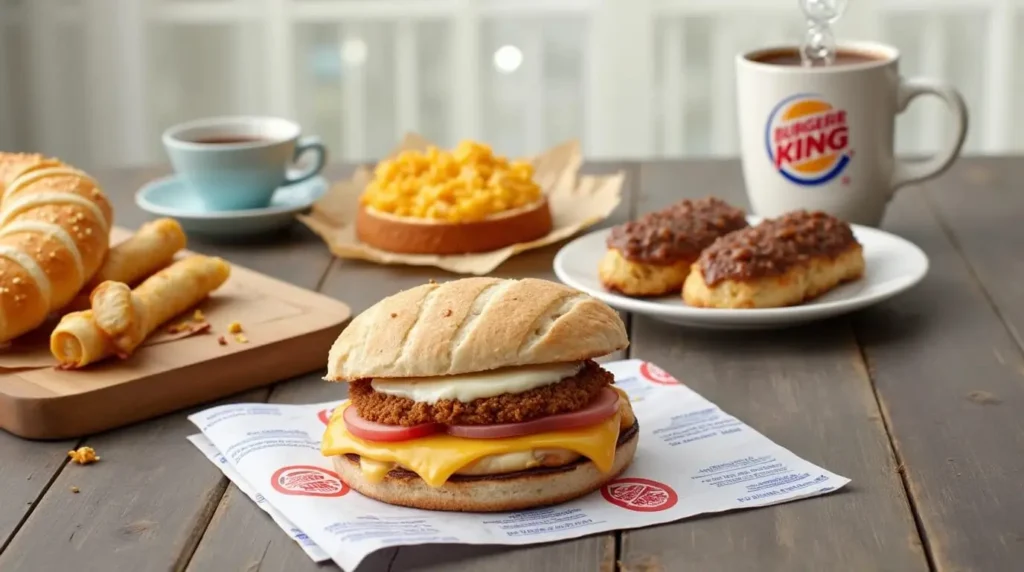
[
  {"left": 682, "top": 210, "right": 865, "bottom": 309},
  {"left": 50, "top": 255, "right": 231, "bottom": 368},
  {"left": 598, "top": 197, "right": 749, "bottom": 297},
  {"left": 64, "top": 218, "right": 187, "bottom": 311}
]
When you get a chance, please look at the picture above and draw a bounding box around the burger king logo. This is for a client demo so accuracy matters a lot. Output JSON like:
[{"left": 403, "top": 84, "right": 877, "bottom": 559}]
[
  {"left": 271, "top": 465, "right": 349, "bottom": 498},
  {"left": 601, "top": 478, "right": 678, "bottom": 512},
  {"left": 765, "top": 93, "right": 851, "bottom": 186},
  {"left": 317, "top": 407, "right": 334, "bottom": 426},
  {"left": 639, "top": 362, "right": 679, "bottom": 385}
]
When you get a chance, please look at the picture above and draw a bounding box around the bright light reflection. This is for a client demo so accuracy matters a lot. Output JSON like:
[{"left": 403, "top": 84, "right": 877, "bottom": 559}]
[
  {"left": 493, "top": 45, "right": 523, "bottom": 74},
  {"left": 341, "top": 38, "right": 368, "bottom": 66}
]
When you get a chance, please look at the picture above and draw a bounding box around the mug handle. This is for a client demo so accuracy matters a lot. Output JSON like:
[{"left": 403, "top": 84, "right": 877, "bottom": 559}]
[
  {"left": 890, "top": 78, "right": 969, "bottom": 193},
  {"left": 283, "top": 135, "right": 328, "bottom": 186}
]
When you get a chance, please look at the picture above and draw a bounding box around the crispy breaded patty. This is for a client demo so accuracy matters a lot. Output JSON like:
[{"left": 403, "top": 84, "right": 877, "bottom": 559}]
[{"left": 349, "top": 360, "right": 613, "bottom": 426}]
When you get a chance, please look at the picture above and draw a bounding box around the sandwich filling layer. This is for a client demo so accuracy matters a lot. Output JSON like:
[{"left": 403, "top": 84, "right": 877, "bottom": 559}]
[
  {"left": 369, "top": 361, "right": 583, "bottom": 404},
  {"left": 350, "top": 360, "right": 610, "bottom": 426},
  {"left": 322, "top": 400, "right": 628, "bottom": 488},
  {"left": 324, "top": 361, "right": 634, "bottom": 488}
]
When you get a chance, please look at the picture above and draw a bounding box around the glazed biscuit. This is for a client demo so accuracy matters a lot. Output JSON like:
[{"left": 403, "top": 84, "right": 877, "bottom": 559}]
[
  {"left": 600, "top": 197, "right": 749, "bottom": 297},
  {"left": 683, "top": 210, "right": 865, "bottom": 309}
]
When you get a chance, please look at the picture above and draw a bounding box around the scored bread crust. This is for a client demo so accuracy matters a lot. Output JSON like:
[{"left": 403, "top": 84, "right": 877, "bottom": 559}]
[
  {"left": 682, "top": 245, "right": 865, "bottom": 309},
  {"left": 331, "top": 428, "right": 638, "bottom": 512},
  {"left": 0, "top": 153, "right": 112, "bottom": 342},
  {"left": 355, "top": 198, "right": 553, "bottom": 255},
  {"left": 326, "top": 277, "right": 628, "bottom": 381}
]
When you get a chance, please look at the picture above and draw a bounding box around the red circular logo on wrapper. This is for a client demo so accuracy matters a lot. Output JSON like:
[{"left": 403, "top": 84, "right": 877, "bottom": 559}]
[
  {"left": 317, "top": 408, "right": 334, "bottom": 426},
  {"left": 271, "top": 465, "right": 349, "bottom": 497},
  {"left": 601, "top": 478, "right": 678, "bottom": 512},
  {"left": 639, "top": 362, "right": 679, "bottom": 385}
]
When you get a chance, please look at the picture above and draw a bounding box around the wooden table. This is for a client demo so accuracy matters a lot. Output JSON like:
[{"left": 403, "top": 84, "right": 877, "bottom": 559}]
[{"left": 0, "top": 157, "right": 1021, "bottom": 572}]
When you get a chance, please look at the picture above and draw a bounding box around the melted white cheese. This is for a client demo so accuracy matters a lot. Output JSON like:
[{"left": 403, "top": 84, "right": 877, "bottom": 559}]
[{"left": 370, "top": 361, "right": 583, "bottom": 404}]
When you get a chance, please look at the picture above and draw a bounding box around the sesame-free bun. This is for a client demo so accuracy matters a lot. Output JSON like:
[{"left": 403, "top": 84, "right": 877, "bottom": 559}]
[
  {"left": 355, "top": 198, "right": 553, "bottom": 255},
  {"left": 331, "top": 425, "right": 638, "bottom": 512},
  {"left": 325, "top": 277, "right": 628, "bottom": 381}
]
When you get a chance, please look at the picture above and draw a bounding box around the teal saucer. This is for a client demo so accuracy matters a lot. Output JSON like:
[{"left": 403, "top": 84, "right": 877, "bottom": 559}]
[{"left": 135, "top": 174, "right": 327, "bottom": 238}]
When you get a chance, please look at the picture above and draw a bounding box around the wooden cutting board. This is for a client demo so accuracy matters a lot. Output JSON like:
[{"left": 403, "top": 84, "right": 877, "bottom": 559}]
[{"left": 0, "top": 228, "right": 351, "bottom": 440}]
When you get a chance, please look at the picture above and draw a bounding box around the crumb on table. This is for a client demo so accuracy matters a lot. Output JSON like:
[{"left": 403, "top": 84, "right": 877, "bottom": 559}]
[
  {"left": 217, "top": 335, "right": 227, "bottom": 346},
  {"left": 227, "top": 321, "right": 243, "bottom": 334},
  {"left": 70, "top": 486, "right": 79, "bottom": 494},
  {"left": 234, "top": 333, "right": 248, "bottom": 344},
  {"left": 68, "top": 446, "right": 100, "bottom": 465},
  {"left": 193, "top": 309, "right": 206, "bottom": 322}
]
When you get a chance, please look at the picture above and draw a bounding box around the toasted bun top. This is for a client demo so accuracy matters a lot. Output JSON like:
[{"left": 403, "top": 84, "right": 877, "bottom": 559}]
[{"left": 326, "top": 277, "right": 628, "bottom": 381}]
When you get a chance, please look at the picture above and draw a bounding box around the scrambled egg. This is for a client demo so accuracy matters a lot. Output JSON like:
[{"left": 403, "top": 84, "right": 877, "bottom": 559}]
[
  {"left": 360, "top": 140, "right": 542, "bottom": 222},
  {"left": 67, "top": 446, "right": 100, "bottom": 465}
]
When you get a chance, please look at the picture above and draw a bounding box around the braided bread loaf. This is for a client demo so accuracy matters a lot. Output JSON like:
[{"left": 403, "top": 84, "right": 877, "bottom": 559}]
[{"left": 0, "top": 153, "right": 112, "bottom": 342}]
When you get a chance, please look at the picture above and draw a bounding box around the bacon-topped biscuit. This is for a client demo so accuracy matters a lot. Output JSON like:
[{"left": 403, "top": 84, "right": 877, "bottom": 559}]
[
  {"left": 599, "top": 197, "right": 749, "bottom": 297},
  {"left": 682, "top": 210, "right": 864, "bottom": 309}
]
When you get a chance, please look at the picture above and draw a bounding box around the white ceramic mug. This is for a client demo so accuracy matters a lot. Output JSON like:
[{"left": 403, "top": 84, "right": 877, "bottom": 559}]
[{"left": 735, "top": 41, "right": 968, "bottom": 226}]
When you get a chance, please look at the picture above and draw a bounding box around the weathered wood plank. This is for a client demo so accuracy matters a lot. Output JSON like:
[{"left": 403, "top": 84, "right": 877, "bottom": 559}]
[
  {"left": 619, "top": 161, "right": 927, "bottom": 571},
  {"left": 0, "top": 168, "right": 338, "bottom": 570},
  {"left": 0, "top": 434, "right": 76, "bottom": 551},
  {"left": 854, "top": 166, "right": 1024, "bottom": 571},
  {"left": 925, "top": 157, "right": 1024, "bottom": 346},
  {"left": 0, "top": 387, "right": 268, "bottom": 572},
  {"left": 187, "top": 162, "right": 636, "bottom": 571}
]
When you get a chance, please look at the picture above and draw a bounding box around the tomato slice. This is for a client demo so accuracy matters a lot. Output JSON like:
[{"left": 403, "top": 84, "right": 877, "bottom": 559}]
[
  {"left": 342, "top": 405, "right": 441, "bottom": 442},
  {"left": 446, "top": 387, "right": 621, "bottom": 439},
  {"left": 341, "top": 387, "right": 622, "bottom": 442}
]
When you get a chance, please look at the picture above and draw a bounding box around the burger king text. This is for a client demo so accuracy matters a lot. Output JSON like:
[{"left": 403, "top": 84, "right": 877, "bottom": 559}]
[{"left": 766, "top": 94, "right": 851, "bottom": 186}]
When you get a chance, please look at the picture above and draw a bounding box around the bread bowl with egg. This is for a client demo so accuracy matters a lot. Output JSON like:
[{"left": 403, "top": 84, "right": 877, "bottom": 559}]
[
  {"left": 356, "top": 198, "right": 552, "bottom": 255},
  {"left": 356, "top": 141, "right": 553, "bottom": 255},
  {"left": 321, "top": 277, "right": 637, "bottom": 512}
]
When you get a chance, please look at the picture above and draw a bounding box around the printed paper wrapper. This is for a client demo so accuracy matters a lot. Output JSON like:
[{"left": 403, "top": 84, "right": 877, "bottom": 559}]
[
  {"left": 187, "top": 359, "right": 851, "bottom": 571},
  {"left": 297, "top": 133, "right": 625, "bottom": 275}
]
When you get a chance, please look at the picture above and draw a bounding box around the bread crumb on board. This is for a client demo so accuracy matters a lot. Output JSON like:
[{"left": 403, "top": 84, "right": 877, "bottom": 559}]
[
  {"left": 234, "top": 333, "right": 248, "bottom": 344},
  {"left": 70, "top": 486, "right": 80, "bottom": 494},
  {"left": 193, "top": 309, "right": 205, "bottom": 322},
  {"left": 227, "top": 321, "right": 243, "bottom": 334},
  {"left": 217, "top": 335, "right": 228, "bottom": 346},
  {"left": 68, "top": 446, "right": 100, "bottom": 465}
]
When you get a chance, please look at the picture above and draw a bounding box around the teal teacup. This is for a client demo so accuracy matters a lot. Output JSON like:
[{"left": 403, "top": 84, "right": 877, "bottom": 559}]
[{"left": 162, "top": 116, "right": 327, "bottom": 211}]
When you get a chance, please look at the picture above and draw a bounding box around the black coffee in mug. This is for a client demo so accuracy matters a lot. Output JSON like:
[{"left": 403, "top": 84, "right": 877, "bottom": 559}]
[
  {"left": 751, "top": 48, "right": 886, "bottom": 67},
  {"left": 190, "top": 136, "right": 268, "bottom": 145}
]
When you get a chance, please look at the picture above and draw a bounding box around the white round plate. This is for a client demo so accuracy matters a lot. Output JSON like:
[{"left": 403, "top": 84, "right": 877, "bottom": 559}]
[{"left": 553, "top": 218, "right": 929, "bottom": 330}]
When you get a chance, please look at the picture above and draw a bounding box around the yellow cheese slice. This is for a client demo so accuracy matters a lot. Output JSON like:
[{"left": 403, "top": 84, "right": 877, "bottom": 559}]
[{"left": 322, "top": 402, "right": 622, "bottom": 488}]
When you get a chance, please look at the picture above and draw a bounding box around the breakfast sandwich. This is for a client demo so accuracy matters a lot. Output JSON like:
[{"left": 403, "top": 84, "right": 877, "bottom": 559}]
[
  {"left": 321, "top": 277, "right": 636, "bottom": 512},
  {"left": 599, "top": 197, "right": 749, "bottom": 297},
  {"left": 683, "top": 209, "right": 864, "bottom": 308}
]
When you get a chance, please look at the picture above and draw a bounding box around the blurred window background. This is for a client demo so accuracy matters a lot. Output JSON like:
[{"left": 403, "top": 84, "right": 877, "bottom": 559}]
[{"left": 0, "top": 0, "right": 1011, "bottom": 171}]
